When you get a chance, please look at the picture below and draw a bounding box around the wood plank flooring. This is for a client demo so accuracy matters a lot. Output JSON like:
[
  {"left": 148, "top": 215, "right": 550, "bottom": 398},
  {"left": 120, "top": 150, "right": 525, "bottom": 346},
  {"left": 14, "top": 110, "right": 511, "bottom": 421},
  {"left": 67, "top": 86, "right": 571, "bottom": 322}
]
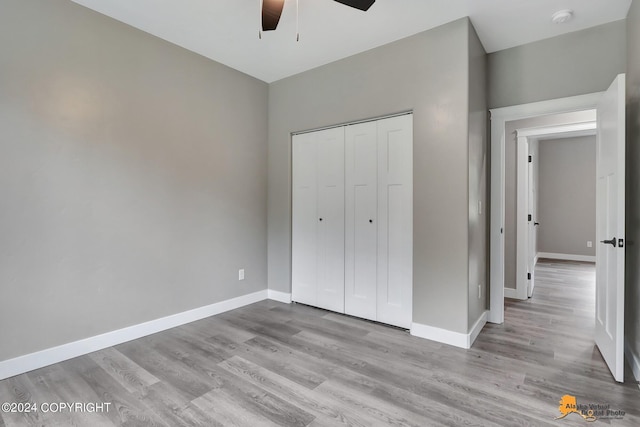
[{"left": 1, "top": 259, "right": 639, "bottom": 426}]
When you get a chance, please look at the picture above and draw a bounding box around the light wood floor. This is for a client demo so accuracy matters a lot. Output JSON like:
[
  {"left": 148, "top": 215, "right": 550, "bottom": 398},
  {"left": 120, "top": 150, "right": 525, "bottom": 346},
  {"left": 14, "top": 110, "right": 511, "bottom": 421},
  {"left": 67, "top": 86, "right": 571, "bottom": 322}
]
[{"left": 1, "top": 259, "right": 639, "bottom": 426}]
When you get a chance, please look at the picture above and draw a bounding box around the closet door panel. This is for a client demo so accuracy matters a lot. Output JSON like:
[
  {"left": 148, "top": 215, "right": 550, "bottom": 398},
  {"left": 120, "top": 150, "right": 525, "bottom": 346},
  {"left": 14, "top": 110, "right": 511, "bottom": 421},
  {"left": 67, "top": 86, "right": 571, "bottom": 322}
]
[
  {"left": 316, "top": 128, "right": 345, "bottom": 312},
  {"left": 345, "top": 122, "right": 378, "bottom": 321},
  {"left": 377, "top": 115, "right": 413, "bottom": 328},
  {"left": 292, "top": 132, "right": 318, "bottom": 306},
  {"left": 293, "top": 115, "right": 413, "bottom": 329}
]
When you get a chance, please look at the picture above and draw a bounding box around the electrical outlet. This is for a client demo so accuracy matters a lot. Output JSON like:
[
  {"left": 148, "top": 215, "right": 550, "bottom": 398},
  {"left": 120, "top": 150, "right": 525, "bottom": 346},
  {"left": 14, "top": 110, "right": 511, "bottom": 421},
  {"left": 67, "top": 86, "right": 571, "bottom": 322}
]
[
  {"left": 238, "top": 269, "right": 245, "bottom": 281},
  {"left": 587, "top": 241, "right": 593, "bottom": 248},
  {"left": 478, "top": 200, "right": 482, "bottom": 215},
  {"left": 478, "top": 284, "right": 482, "bottom": 299}
]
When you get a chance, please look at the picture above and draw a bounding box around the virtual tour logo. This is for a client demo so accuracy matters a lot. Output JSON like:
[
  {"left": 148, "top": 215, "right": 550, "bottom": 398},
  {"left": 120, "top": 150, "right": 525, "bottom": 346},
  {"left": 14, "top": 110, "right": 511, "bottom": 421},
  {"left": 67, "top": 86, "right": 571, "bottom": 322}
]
[{"left": 555, "top": 395, "right": 625, "bottom": 422}]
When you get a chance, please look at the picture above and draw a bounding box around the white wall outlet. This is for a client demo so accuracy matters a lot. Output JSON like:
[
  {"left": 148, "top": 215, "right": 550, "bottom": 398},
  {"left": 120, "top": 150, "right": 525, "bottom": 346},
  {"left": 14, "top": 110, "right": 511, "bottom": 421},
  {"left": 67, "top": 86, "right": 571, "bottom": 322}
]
[
  {"left": 478, "top": 284, "right": 482, "bottom": 299},
  {"left": 587, "top": 241, "right": 593, "bottom": 248},
  {"left": 478, "top": 200, "right": 482, "bottom": 215},
  {"left": 238, "top": 269, "right": 245, "bottom": 280}
]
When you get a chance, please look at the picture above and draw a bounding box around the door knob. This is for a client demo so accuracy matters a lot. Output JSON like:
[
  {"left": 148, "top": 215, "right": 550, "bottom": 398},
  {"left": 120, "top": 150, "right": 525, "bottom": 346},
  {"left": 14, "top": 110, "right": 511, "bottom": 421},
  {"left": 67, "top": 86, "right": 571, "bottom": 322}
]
[{"left": 601, "top": 237, "right": 617, "bottom": 247}]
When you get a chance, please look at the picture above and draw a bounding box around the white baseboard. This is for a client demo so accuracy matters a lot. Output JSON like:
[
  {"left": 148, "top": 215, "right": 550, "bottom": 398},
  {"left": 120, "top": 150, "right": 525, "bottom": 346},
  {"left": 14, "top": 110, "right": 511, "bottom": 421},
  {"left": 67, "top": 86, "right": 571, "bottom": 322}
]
[
  {"left": 0, "top": 289, "right": 268, "bottom": 381},
  {"left": 267, "top": 290, "right": 292, "bottom": 304},
  {"left": 625, "top": 339, "right": 640, "bottom": 383},
  {"left": 468, "top": 311, "right": 488, "bottom": 347},
  {"left": 537, "top": 252, "right": 596, "bottom": 263},
  {"left": 411, "top": 311, "right": 487, "bottom": 349}
]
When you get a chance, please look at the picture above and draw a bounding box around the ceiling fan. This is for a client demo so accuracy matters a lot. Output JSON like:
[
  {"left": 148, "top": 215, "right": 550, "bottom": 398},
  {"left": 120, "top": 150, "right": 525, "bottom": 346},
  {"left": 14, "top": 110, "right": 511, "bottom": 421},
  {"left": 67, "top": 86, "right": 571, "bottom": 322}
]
[{"left": 261, "top": 0, "right": 375, "bottom": 32}]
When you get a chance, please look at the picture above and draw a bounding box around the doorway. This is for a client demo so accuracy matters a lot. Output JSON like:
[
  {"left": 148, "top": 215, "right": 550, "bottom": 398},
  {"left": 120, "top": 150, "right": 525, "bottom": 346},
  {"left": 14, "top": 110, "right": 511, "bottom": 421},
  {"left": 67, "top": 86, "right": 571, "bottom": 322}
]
[
  {"left": 515, "top": 122, "right": 597, "bottom": 301},
  {"left": 489, "top": 75, "right": 627, "bottom": 382},
  {"left": 488, "top": 92, "right": 602, "bottom": 324}
]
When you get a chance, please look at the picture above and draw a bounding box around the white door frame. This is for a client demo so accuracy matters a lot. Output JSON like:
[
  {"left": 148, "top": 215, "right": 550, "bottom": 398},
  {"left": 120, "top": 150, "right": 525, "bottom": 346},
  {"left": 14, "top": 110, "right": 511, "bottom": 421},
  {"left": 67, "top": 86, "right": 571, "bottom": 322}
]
[
  {"left": 513, "top": 123, "right": 597, "bottom": 301},
  {"left": 489, "top": 92, "right": 603, "bottom": 324}
]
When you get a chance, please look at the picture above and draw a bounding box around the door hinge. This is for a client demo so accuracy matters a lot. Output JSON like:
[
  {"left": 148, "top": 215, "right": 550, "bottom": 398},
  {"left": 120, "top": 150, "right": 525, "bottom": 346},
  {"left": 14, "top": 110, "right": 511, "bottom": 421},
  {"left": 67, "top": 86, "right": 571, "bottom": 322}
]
[
  {"left": 528, "top": 214, "right": 532, "bottom": 222},
  {"left": 527, "top": 273, "right": 531, "bottom": 280},
  {"left": 528, "top": 155, "right": 532, "bottom": 163}
]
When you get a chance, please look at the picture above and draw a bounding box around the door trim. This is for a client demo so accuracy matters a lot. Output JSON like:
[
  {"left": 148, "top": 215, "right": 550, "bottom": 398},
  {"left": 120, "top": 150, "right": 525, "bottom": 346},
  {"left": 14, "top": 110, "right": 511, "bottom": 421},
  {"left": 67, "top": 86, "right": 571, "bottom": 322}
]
[
  {"left": 514, "top": 122, "right": 597, "bottom": 301},
  {"left": 489, "top": 92, "right": 603, "bottom": 324}
]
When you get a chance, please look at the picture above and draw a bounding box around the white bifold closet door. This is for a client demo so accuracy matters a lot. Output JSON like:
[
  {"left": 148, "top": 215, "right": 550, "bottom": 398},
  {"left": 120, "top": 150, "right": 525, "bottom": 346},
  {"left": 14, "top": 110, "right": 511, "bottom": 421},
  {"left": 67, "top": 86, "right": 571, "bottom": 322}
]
[
  {"left": 292, "top": 114, "right": 412, "bottom": 329},
  {"left": 345, "top": 115, "right": 413, "bottom": 328},
  {"left": 344, "top": 121, "right": 378, "bottom": 321},
  {"left": 291, "top": 127, "right": 345, "bottom": 313},
  {"left": 375, "top": 115, "right": 413, "bottom": 328}
]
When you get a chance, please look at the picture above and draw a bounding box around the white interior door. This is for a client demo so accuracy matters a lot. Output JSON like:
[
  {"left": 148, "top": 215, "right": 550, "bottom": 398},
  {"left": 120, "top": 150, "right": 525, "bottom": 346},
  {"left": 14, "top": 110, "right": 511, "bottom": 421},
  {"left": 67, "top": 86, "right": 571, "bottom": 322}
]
[
  {"left": 595, "top": 74, "right": 625, "bottom": 383},
  {"left": 527, "top": 152, "right": 536, "bottom": 297},
  {"left": 316, "top": 128, "right": 345, "bottom": 312},
  {"left": 292, "top": 132, "right": 318, "bottom": 306},
  {"left": 345, "top": 121, "right": 378, "bottom": 321},
  {"left": 516, "top": 136, "right": 530, "bottom": 300},
  {"left": 376, "top": 115, "right": 413, "bottom": 328}
]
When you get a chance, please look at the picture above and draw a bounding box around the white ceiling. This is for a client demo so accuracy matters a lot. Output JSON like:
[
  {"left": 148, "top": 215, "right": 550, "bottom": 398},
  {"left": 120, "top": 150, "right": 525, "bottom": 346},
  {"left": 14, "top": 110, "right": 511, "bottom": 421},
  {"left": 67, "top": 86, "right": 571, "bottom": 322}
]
[{"left": 71, "top": 0, "right": 632, "bottom": 83}]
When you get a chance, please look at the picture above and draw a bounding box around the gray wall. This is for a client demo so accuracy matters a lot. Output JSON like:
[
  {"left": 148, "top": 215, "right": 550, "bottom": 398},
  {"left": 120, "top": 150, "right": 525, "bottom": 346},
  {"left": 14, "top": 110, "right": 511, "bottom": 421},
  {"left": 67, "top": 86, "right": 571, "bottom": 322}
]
[
  {"left": 268, "top": 18, "right": 482, "bottom": 334},
  {"left": 625, "top": 0, "right": 640, "bottom": 376},
  {"left": 0, "top": 0, "right": 268, "bottom": 361},
  {"left": 537, "top": 136, "right": 596, "bottom": 256},
  {"left": 488, "top": 20, "right": 627, "bottom": 109},
  {"left": 467, "top": 23, "right": 488, "bottom": 329},
  {"left": 503, "top": 111, "right": 596, "bottom": 289}
]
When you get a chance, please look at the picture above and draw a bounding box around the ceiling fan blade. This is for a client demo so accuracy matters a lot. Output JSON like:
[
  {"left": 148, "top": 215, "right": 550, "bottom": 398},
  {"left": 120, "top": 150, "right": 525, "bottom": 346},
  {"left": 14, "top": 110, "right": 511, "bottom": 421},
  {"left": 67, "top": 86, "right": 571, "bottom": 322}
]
[
  {"left": 333, "top": 0, "right": 375, "bottom": 11},
  {"left": 262, "top": 0, "right": 285, "bottom": 31}
]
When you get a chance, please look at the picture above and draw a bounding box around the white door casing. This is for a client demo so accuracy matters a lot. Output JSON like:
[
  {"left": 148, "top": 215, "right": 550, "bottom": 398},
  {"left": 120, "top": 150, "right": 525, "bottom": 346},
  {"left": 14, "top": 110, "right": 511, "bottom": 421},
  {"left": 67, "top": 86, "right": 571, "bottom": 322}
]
[
  {"left": 515, "top": 123, "right": 597, "bottom": 301},
  {"left": 595, "top": 74, "right": 625, "bottom": 383},
  {"left": 489, "top": 93, "right": 603, "bottom": 324}
]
